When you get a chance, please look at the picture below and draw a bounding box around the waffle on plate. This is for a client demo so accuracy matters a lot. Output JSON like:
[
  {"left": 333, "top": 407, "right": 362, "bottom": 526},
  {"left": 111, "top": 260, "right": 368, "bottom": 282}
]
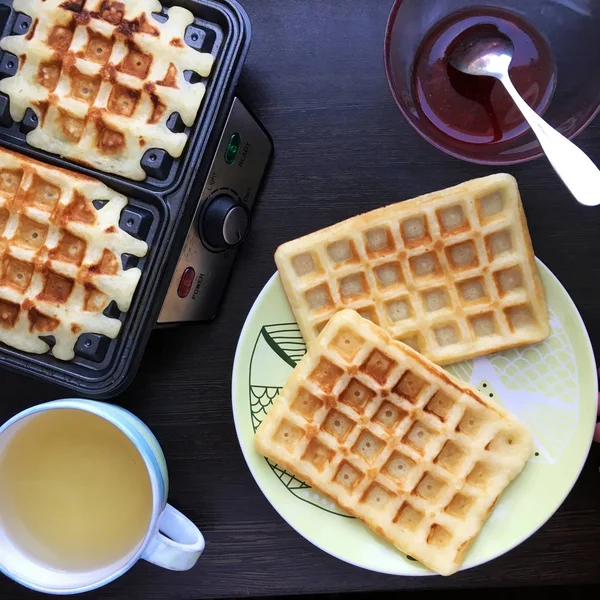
[
  {"left": 0, "top": 146, "right": 147, "bottom": 360},
  {"left": 0, "top": 0, "right": 214, "bottom": 180},
  {"left": 275, "top": 174, "right": 549, "bottom": 366},
  {"left": 255, "top": 309, "right": 533, "bottom": 576}
]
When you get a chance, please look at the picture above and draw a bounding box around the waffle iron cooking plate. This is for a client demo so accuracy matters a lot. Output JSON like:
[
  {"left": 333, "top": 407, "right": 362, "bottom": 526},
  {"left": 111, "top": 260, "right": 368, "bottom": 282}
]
[{"left": 0, "top": 0, "right": 272, "bottom": 396}]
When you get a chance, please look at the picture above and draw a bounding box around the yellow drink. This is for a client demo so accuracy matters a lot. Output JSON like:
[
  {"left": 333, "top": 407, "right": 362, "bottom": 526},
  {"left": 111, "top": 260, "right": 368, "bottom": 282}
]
[{"left": 0, "top": 409, "right": 153, "bottom": 571}]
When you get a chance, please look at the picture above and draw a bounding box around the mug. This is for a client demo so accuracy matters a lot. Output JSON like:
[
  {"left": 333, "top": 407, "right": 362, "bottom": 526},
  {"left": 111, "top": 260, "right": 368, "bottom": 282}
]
[{"left": 0, "top": 399, "right": 205, "bottom": 595}]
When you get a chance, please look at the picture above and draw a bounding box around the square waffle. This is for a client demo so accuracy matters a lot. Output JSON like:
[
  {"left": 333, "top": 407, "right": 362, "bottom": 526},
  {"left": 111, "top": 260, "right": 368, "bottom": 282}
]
[
  {"left": 275, "top": 174, "right": 549, "bottom": 366},
  {"left": 0, "top": 0, "right": 214, "bottom": 180},
  {"left": 255, "top": 309, "right": 533, "bottom": 576},
  {"left": 0, "top": 146, "right": 147, "bottom": 360}
]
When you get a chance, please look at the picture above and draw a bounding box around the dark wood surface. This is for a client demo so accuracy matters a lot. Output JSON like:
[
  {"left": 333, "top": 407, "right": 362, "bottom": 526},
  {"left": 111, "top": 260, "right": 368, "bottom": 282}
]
[{"left": 1, "top": 0, "right": 600, "bottom": 598}]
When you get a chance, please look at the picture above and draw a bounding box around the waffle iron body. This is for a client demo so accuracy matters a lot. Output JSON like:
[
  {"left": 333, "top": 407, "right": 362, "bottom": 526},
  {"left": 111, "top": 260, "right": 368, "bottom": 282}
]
[{"left": 0, "top": 0, "right": 271, "bottom": 397}]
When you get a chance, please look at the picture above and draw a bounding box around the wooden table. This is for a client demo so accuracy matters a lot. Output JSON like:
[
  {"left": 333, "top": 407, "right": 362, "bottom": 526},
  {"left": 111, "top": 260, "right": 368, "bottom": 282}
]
[{"left": 1, "top": 0, "right": 599, "bottom": 598}]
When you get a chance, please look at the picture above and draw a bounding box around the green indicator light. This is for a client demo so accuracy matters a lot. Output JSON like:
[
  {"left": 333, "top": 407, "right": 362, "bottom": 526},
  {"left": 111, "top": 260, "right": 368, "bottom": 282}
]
[{"left": 225, "top": 132, "right": 241, "bottom": 164}]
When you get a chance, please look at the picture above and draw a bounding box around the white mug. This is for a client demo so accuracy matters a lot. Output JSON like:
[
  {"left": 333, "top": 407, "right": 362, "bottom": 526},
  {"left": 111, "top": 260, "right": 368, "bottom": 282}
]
[{"left": 0, "top": 399, "right": 205, "bottom": 595}]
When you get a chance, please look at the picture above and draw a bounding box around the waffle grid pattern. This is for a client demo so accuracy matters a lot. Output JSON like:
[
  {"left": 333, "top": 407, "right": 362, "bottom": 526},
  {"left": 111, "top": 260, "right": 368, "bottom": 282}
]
[
  {"left": 255, "top": 310, "right": 533, "bottom": 575},
  {"left": 275, "top": 174, "right": 549, "bottom": 366},
  {"left": 0, "top": 147, "right": 147, "bottom": 360},
  {"left": 0, "top": 0, "right": 214, "bottom": 180}
]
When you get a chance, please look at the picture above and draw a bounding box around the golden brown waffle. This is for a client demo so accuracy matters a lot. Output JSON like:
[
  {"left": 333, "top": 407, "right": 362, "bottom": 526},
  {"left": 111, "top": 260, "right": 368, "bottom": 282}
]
[
  {"left": 275, "top": 174, "right": 549, "bottom": 366},
  {"left": 255, "top": 309, "right": 533, "bottom": 576},
  {"left": 0, "top": 0, "right": 214, "bottom": 180},
  {"left": 0, "top": 146, "right": 147, "bottom": 360}
]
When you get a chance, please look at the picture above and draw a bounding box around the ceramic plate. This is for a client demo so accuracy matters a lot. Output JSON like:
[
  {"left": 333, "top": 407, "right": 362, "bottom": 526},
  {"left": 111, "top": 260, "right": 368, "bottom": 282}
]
[{"left": 232, "top": 260, "right": 597, "bottom": 575}]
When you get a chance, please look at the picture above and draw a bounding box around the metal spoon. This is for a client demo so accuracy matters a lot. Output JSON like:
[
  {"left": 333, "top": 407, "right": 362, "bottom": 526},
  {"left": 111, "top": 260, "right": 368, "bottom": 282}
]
[{"left": 449, "top": 29, "right": 600, "bottom": 207}]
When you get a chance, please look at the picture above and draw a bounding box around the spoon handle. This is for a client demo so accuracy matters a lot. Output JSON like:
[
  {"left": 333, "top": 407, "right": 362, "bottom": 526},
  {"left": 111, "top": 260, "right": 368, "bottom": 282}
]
[{"left": 500, "top": 74, "right": 600, "bottom": 207}]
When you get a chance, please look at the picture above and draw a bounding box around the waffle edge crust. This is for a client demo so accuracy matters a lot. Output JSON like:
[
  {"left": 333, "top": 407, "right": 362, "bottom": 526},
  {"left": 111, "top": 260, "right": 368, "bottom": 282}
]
[
  {"left": 275, "top": 173, "right": 549, "bottom": 366},
  {"left": 0, "top": 0, "right": 214, "bottom": 180},
  {"left": 0, "top": 146, "right": 147, "bottom": 360},
  {"left": 255, "top": 309, "right": 533, "bottom": 576}
]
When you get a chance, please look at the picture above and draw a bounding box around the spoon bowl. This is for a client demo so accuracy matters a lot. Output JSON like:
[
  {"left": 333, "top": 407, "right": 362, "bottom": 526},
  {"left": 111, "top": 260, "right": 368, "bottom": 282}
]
[
  {"left": 449, "top": 27, "right": 514, "bottom": 79},
  {"left": 448, "top": 27, "right": 600, "bottom": 206}
]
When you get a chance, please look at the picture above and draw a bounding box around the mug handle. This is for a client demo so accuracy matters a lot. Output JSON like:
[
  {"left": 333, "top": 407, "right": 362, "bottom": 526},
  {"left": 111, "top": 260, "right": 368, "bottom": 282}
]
[{"left": 142, "top": 504, "right": 205, "bottom": 571}]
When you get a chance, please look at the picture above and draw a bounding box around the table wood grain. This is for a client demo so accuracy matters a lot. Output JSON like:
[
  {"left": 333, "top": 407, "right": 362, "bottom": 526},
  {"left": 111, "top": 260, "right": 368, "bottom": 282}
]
[{"left": 1, "top": 0, "right": 599, "bottom": 598}]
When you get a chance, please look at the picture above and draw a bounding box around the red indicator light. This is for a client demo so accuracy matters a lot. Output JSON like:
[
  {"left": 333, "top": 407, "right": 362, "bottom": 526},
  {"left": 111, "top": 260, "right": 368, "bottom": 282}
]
[{"left": 177, "top": 267, "right": 196, "bottom": 298}]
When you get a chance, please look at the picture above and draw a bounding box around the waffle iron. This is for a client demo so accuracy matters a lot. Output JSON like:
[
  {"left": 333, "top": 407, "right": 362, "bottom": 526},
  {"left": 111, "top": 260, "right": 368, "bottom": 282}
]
[{"left": 0, "top": 0, "right": 273, "bottom": 397}]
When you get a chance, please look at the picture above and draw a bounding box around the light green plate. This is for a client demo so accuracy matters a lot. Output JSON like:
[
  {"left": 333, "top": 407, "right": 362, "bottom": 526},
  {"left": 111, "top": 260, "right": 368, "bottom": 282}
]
[{"left": 232, "top": 260, "right": 597, "bottom": 575}]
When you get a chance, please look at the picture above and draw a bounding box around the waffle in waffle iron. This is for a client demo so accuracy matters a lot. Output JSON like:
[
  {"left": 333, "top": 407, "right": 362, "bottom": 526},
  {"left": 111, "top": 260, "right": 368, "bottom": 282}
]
[
  {"left": 0, "top": 146, "right": 147, "bottom": 360},
  {"left": 0, "top": 0, "right": 215, "bottom": 180},
  {"left": 255, "top": 309, "right": 533, "bottom": 576}
]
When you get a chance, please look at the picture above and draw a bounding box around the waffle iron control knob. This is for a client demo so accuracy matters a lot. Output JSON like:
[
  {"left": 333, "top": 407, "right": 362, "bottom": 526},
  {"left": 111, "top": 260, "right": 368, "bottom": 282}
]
[{"left": 200, "top": 194, "right": 249, "bottom": 251}]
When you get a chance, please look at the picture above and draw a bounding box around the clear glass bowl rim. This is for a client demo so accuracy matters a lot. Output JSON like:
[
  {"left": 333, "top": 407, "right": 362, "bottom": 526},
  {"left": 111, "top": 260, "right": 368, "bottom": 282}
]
[{"left": 383, "top": 0, "right": 600, "bottom": 165}]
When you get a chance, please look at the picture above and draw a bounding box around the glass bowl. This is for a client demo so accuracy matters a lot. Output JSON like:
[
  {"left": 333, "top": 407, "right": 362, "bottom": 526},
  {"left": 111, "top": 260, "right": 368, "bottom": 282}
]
[{"left": 384, "top": 0, "right": 600, "bottom": 164}]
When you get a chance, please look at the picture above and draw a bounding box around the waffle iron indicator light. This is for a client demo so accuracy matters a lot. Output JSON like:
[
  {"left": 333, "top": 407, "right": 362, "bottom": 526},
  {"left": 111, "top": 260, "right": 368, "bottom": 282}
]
[
  {"left": 177, "top": 267, "right": 196, "bottom": 298},
  {"left": 224, "top": 133, "right": 241, "bottom": 164}
]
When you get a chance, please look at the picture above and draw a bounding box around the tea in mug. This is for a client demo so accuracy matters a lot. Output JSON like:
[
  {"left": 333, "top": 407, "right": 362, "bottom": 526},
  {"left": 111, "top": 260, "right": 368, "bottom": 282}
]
[{"left": 0, "top": 409, "right": 153, "bottom": 571}]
